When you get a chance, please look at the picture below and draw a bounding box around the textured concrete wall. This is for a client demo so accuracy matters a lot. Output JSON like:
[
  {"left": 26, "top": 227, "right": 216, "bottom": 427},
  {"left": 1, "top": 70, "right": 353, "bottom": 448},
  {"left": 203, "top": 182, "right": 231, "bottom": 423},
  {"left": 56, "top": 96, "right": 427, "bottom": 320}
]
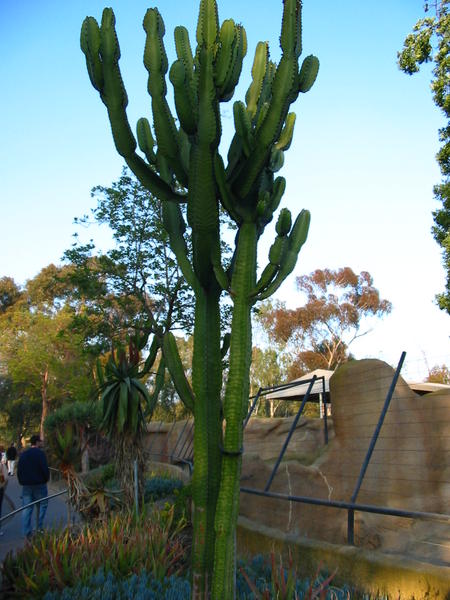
[
  {"left": 144, "top": 359, "right": 450, "bottom": 566},
  {"left": 239, "top": 359, "right": 450, "bottom": 566}
]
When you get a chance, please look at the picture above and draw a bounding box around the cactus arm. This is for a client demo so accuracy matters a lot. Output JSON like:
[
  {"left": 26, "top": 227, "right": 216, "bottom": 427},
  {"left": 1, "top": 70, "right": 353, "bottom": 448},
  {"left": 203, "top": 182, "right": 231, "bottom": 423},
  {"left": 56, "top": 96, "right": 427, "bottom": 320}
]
[
  {"left": 231, "top": 1, "right": 318, "bottom": 199},
  {"left": 196, "top": 0, "right": 219, "bottom": 48},
  {"left": 161, "top": 202, "right": 198, "bottom": 290},
  {"left": 143, "top": 9, "right": 188, "bottom": 187},
  {"left": 136, "top": 117, "right": 157, "bottom": 164},
  {"left": 275, "top": 112, "right": 296, "bottom": 150},
  {"left": 214, "top": 153, "right": 242, "bottom": 224},
  {"left": 218, "top": 24, "right": 247, "bottom": 101},
  {"left": 162, "top": 332, "right": 195, "bottom": 412},
  {"left": 80, "top": 17, "right": 103, "bottom": 91},
  {"left": 298, "top": 54, "right": 320, "bottom": 93},
  {"left": 211, "top": 243, "right": 230, "bottom": 292},
  {"left": 245, "top": 41, "right": 268, "bottom": 120},
  {"left": 214, "top": 19, "right": 237, "bottom": 89},
  {"left": 142, "top": 336, "right": 160, "bottom": 374},
  {"left": 125, "top": 154, "right": 186, "bottom": 203},
  {"left": 256, "top": 208, "right": 310, "bottom": 301},
  {"left": 233, "top": 101, "right": 253, "bottom": 157},
  {"left": 80, "top": 11, "right": 185, "bottom": 204}
]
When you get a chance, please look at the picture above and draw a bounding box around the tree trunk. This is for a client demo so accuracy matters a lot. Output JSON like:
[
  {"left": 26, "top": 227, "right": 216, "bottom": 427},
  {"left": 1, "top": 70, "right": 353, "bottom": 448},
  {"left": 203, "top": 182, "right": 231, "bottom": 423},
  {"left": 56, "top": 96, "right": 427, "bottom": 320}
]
[
  {"left": 39, "top": 368, "right": 49, "bottom": 442},
  {"left": 80, "top": 428, "right": 90, "bottom": 473},
  {"left": 115, "top": 432, "right": 145, "bottom": 509}
]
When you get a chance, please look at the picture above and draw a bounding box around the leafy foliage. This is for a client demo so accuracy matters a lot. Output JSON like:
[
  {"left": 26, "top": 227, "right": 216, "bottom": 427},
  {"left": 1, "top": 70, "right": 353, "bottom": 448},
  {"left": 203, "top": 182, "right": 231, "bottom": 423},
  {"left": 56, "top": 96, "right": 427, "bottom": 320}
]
[
  {"left": 1, "top": 506, "right": 188, "bottom": 599},
  {"left": 64, "top": 167, "right": 194, "bottom": 350},
  {"left": 426, "top": 363, "right": 450, "bottom": 383},
  {"left": 398, "top": 1, "right": 450, "bottom": 312},
  {"left": 257, "top": 268, "right": 391, "bottom": 377},
  {"left": 0, "top": 271, "right": 97, "bottom": 441},
  {"left": 143, "top": 476, "right": 184, "bottom": 503}
]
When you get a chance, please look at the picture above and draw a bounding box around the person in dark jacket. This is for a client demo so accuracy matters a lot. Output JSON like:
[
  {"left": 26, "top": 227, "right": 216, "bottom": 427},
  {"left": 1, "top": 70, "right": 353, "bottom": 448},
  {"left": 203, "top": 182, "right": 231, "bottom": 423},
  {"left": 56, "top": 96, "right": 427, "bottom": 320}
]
[
  {"left": 6, "top": 443, "right": 17, "bottom": 475},
  {"left": 17, "top": 435, "right": 50, "bottom": 538}
]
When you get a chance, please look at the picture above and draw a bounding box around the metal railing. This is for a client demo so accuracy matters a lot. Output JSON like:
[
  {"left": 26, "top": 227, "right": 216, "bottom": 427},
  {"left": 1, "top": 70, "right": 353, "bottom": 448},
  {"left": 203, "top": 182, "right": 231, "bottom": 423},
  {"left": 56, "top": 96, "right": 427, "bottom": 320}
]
[{"left": 0, "top": 488, "right": 68, "bottom": 526}]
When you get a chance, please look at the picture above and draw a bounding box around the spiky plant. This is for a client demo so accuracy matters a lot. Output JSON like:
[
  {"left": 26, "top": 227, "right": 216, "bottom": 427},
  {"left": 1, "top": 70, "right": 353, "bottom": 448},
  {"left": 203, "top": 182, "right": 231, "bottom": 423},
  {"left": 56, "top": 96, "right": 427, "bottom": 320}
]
[
  {"left": 81, "top": 1, "right": 318, "bottom": 596},
  {"left": 97, "top": 339, "right": 154, "bottom": 507}
]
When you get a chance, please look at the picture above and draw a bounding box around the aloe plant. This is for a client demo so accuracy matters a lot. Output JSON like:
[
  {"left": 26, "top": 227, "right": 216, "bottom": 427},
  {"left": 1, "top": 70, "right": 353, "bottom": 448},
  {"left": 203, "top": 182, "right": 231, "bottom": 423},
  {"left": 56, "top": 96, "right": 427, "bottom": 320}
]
[
  {"left": 96, "top": 338, "right": 155, "bottom": 506},
  {"left": 80, "top": 1, "right": 318, "bottom": 596}
]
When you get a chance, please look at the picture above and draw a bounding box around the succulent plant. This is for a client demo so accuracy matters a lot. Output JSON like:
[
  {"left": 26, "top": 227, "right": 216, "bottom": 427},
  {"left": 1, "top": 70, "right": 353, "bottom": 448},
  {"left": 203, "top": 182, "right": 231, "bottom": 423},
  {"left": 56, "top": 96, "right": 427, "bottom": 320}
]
[{"left": 80, "top": 1, "right": 318, "bottom": 597}]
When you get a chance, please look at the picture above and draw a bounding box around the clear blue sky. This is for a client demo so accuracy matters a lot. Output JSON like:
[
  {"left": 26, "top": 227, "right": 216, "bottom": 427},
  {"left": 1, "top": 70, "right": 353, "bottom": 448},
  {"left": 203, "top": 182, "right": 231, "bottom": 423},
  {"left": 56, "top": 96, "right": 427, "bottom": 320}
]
[{"left": 0, "top": 0, "right": 448, "bottom": 380}]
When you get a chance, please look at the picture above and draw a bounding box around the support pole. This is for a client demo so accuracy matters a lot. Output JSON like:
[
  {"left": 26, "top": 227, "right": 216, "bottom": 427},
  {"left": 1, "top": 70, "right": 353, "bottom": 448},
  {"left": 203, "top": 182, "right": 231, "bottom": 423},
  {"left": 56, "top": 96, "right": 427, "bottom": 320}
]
[{"left": 347, "top": 351, "right": 406, "bottom": 544}]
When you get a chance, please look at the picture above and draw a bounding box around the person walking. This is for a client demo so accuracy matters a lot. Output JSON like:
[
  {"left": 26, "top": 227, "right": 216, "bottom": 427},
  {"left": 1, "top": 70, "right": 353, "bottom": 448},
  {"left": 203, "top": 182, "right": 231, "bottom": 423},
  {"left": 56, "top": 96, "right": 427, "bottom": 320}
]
[
  {"left": 0, "top": 460, "right": 8, "bottom": 536},
  {"left": 6, "top": 443, "right": 17, "bottom": 476},
  {"left": 17, "top": 435, "right": 50, "bottom": 539}
]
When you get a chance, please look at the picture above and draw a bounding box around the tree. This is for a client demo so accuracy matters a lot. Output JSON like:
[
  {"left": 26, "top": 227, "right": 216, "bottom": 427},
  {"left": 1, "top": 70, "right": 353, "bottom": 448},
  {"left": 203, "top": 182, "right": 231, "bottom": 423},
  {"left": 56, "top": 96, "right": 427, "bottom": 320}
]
[
  {"left": 64, "top": 167, "right": 195, "bottom": 351},
  {"left": 0, "top": 271, "right": 96, "bottom": 441},
  {"left": 249, "top": 346, "right": 286, "bottom": 417},
  {"left": 80, "top": 2, "right": 318, "bottom": 596},
  {"left": 0, "top": 377, "right": 41, "bottom": 446},
  {"left": 258, "top": 268, "right": 392, "bottom": 377},
  {"left": 426, "top": 363, "right": 450, "bottom": 383},
  {"left": 398, "top": 1, "right": 450, "bottom": 313}
]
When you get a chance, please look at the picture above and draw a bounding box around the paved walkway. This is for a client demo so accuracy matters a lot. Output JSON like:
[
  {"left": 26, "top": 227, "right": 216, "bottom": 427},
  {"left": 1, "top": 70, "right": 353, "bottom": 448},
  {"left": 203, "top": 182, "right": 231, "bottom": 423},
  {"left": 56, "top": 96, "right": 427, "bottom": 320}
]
[{"left": 0, "top": 473, "right": 72, "bottom": 562}]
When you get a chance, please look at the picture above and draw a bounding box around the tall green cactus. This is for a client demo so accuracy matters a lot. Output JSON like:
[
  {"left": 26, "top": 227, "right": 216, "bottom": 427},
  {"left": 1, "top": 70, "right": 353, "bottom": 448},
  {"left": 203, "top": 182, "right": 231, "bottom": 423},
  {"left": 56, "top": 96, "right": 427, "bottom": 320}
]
[{"left": 80, "top": 1, "right": 318, "bottom": 597}]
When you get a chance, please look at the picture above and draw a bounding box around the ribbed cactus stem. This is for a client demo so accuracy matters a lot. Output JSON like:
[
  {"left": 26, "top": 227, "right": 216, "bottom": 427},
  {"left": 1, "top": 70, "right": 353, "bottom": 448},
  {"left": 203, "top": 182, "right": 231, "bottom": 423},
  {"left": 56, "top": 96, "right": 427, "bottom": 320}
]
[
  {"left": 212, "top": 222, "right": 256, "bottom": 598},
  {"left": 80, "top": 1, "right": 318, "bottom": 597}
]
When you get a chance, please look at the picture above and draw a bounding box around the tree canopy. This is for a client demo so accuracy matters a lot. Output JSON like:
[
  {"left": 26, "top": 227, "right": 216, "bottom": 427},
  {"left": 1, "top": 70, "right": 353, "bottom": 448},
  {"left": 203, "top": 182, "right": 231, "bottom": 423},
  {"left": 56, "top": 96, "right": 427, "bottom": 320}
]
[
  {"left": 257, "top": 267, "right": 392, "bottom": 378},
  {"left": 0, "top": 269, "right": 97, "bottom": 442},
  {"left": 398, "top": 1, "right": 450, "bottom": 313}
]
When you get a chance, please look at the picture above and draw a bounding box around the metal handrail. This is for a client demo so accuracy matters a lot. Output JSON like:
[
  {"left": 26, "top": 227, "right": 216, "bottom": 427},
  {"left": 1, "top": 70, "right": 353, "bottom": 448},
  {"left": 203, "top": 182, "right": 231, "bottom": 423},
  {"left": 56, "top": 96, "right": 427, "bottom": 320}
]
[
  {"left": 0, "top": 488, "right": 68, "bottom": 525},
  {"left": 240, "top": 486, "right": 450, "bottom": 524}
]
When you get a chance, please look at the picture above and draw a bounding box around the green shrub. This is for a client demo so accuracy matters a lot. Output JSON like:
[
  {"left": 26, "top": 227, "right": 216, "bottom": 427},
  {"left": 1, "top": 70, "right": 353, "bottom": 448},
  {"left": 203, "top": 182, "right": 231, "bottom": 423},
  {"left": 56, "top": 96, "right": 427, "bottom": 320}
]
[{"left": 1, "top": 507, "right": 188, "bottom": 599}]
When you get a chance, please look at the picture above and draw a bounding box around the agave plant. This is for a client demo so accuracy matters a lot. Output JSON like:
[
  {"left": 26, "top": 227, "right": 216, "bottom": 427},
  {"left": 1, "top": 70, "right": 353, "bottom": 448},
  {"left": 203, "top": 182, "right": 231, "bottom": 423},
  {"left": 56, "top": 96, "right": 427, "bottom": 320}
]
[{"left": 96, "top": 338, "right": 154, "bottom": 507}]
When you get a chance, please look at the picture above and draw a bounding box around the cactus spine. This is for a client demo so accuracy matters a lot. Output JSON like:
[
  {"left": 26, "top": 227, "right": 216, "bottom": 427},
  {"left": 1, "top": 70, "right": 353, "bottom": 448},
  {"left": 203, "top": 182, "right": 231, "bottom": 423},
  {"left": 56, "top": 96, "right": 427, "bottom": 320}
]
[{"left": 81, "top": 1, "right": 318, "bottom": 597}]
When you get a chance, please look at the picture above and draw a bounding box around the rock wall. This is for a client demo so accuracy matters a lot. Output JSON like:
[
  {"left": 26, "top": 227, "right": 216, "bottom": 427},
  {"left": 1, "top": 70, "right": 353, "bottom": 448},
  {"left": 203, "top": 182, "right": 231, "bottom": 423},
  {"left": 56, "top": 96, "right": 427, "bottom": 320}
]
[
  {"left": 239, "top": 359, "right": 450, "bottom": 566},
  {"left": 144, "top": 359, "right": 450, "bottom": 565}
]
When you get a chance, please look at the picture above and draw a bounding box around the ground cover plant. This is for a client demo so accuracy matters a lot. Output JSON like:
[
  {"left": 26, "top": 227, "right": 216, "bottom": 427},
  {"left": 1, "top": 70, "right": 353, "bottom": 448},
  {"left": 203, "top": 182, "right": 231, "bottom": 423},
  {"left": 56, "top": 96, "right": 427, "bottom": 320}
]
[{"left": 0, "top": 506, "right": 188, "bottom": 599}]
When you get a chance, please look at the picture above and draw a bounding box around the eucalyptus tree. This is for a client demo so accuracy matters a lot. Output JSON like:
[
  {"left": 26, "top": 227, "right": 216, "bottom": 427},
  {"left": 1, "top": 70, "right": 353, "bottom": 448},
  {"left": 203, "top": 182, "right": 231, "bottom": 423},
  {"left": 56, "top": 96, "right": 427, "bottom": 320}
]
[{"left": 80, "top": 0, "right": 318, "bottom": 596}]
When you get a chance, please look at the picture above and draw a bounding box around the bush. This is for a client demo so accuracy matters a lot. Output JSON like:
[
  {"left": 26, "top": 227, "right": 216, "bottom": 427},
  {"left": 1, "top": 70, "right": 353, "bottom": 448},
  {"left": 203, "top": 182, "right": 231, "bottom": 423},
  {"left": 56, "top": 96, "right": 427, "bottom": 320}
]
[
  {"left": 143, "top": 476, "right": 184, "bottom": 503},
  {"left": 82, "top": 463, "right": 115, "bottom": 489}
]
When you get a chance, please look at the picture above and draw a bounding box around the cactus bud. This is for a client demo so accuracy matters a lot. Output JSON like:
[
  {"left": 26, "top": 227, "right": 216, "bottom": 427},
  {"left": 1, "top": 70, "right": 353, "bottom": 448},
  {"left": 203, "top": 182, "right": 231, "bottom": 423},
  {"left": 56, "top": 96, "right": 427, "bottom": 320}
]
[
  {"left": 275, "top": 208, "right": 292, "bottom": 236},
  {"left": 275, "top": 113, "right": 296, "bottom": 151},
  {"left": 298, "top": 55, "right": 319, "bottom": 93},
  {"left": 136, "top": 118, "right": 157, "bottom": 164}
]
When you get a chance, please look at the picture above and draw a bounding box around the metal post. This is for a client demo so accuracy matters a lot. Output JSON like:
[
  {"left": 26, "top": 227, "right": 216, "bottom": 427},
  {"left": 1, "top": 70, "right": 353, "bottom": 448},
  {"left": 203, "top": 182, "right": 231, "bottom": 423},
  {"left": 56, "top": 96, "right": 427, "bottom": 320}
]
[
  {"left": 244, "top": 388, "right": 262, "bottom": 428},
  {"left": 264, "top": 376, "right": 317, "bottom": 492},
  {"left": 177, "top": 419, "right": 194, "bottom": 461},
  {"left": 134, "top": 459, "right": 139, "bottom": 516},
  {"left": 347, "top": 351, "right": 406, "bottom": 544},
  {"left": 322, "top": 377, "right": 329, "bottom": 444},
  {"left": 170, "top": 419, "right": 189, "bottom": 462}
]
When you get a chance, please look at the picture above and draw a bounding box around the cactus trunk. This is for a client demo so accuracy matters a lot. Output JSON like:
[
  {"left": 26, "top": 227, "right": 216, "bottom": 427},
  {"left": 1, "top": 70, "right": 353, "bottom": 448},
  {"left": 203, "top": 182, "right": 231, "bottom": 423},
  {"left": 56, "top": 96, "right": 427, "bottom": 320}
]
[
  {"left": 191, "top": 286, "right": 222, "bottom": 598},
  {"left": 212, "top": 223, "right": 256, "bottom": 598}
]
